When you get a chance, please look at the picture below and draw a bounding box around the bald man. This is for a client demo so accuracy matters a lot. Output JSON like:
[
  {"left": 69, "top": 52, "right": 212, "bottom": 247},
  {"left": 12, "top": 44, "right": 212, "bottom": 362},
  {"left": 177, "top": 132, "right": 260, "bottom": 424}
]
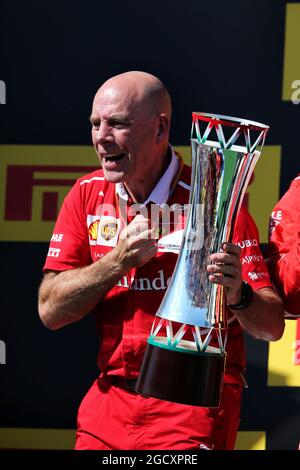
[{"left": 38, "top": 71, "right": 284, "bottom": 450}]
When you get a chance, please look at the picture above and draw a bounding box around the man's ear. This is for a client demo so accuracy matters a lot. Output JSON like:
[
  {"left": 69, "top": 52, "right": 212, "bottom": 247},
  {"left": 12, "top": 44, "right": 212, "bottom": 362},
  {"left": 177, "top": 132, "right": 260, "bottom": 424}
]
[{"left": 156, "top": 114, "right": 169, "bottom": 143}]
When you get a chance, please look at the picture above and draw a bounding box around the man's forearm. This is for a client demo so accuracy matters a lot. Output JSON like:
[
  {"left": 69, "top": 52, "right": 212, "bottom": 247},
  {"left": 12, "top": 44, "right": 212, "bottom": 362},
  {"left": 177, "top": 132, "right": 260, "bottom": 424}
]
[
  {"left": 38, "top": 250, "right": 127, "bottom": 330},
  {"left": 231, "top": 287, "right": 285, "bottom": 341},
  {"left": 39, "top": 215, "right": 158, "bottom": 330}
]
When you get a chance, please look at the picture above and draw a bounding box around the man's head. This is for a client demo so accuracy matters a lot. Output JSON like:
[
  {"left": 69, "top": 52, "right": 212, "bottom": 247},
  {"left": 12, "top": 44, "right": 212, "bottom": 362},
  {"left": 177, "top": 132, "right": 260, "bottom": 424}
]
[{"left": 90, "top": 71, "right": 172, "bottom": 202}]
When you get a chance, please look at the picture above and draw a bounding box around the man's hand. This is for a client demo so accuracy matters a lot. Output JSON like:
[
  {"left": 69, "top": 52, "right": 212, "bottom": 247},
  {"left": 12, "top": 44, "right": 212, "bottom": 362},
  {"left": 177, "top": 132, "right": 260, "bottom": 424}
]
[
  {"left": 39, "top": 214, "right": 158, "bottom": 330},
  {"left": 207, "top": 242, "right": 243, "bottom": 305},
  {"left": 114, "top": 214, "right": 158, "bottom": 269}
]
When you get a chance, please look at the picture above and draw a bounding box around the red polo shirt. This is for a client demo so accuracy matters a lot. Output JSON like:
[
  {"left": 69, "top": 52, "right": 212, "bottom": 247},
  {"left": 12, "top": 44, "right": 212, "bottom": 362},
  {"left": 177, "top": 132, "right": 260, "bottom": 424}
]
[{"left": 44, "top": 162, "right": 271, "bottom": 386}]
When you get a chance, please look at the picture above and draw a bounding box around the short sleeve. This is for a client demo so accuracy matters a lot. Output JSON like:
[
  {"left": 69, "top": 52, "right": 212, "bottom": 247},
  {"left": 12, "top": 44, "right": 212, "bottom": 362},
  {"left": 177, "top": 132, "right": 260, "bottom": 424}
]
[
  {"left": 266, "top": 176, "right": 300, "bottom": 316},
  {"left": 43, "top": 180, "right": 91, "bottom": 271}
]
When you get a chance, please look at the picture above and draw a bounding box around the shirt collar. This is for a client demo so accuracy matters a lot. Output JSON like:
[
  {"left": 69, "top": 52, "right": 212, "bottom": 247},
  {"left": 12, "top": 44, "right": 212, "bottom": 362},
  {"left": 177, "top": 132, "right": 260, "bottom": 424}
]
[{"left": 115, "top": 145, "right": 180, "bottom": 206}]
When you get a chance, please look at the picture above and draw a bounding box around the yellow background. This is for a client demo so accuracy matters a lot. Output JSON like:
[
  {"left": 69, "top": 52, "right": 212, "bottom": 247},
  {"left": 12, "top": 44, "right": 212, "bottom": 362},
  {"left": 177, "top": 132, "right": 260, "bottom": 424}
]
[
  {"left": 0, "top": 428, "right": 265, "bottom": 450},
  {"left": 282, "top": 4, "right": 300, "bottom": 100},
  {"left": 0, "top": 144, "right": 280, "bottom": 243}
]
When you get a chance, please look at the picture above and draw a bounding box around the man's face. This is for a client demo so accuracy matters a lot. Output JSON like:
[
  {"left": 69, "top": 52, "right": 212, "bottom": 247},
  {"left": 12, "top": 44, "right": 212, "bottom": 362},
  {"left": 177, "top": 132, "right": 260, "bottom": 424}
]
[{"left": 90, "top": 85, "right": 158, "bottom": 186}]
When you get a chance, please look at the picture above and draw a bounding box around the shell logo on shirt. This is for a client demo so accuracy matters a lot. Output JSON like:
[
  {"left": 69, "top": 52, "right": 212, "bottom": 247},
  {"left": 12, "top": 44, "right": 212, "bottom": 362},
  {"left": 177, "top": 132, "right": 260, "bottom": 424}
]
[
  {"left": 87, "top": 215, "right": 100, "bottom": 245},
  {"left": 88, "top": 219, "right": 99, "bottom": 242}
]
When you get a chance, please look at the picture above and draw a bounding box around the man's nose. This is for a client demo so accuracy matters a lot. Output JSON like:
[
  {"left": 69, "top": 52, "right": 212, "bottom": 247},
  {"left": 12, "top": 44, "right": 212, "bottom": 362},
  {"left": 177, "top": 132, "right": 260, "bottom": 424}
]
[{"left": 95, "top": 121, "right": 113, "bottom": 144}]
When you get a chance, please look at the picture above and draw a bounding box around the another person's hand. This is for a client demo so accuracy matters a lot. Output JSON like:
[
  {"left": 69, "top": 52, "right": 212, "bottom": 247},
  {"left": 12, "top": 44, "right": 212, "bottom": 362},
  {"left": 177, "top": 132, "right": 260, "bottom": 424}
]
[
  {"left": 114, "top": 214, "right": 158, "bottom": 269},
  {"left": 207, "top": 242, "right": 243, "bottom": 305}
]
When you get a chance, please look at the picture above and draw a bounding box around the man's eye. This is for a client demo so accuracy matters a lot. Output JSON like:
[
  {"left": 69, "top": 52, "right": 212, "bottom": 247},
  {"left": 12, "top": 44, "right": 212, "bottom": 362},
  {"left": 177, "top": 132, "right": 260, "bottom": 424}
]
[
  {"left": 111, "top": 121, "right": 130, "bottom": 128},
  {"left": 92, "top": 123, "right": 100, "bottom": 129}
]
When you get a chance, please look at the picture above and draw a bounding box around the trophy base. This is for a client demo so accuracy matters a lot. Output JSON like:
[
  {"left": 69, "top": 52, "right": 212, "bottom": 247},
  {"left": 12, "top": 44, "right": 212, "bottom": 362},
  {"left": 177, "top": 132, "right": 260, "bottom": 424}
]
[{"left": 135, "top": 341, "right": 225, "bottom": 407}]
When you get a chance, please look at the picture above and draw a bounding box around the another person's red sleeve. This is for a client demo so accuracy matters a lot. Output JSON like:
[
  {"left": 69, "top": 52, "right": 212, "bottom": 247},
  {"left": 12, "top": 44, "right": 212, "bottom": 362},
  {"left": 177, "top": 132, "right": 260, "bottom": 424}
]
[{"left": 266, "top": 176, "right": 300, "bottom": 317}]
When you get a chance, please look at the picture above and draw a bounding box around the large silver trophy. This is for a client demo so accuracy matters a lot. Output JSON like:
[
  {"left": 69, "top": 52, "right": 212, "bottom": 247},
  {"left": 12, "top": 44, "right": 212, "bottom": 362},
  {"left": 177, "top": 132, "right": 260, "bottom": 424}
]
[{"left": 136, "top": 112, "right": 269, "bottom": 407}]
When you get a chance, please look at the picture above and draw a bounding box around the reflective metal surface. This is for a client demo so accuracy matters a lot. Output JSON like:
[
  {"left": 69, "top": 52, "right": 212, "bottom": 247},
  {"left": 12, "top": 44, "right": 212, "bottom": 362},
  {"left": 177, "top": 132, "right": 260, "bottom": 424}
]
[
  {"left": 156, "top": 143, "right": 261, "bottom": 328},
  {"left": 136, "top": 112, "right": 269, "bottom": 406}
]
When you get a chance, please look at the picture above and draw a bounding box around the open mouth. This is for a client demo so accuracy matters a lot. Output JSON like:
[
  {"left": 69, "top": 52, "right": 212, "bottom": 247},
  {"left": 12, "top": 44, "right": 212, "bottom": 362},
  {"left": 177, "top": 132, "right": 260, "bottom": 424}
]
[{"left": 103, "top": 153, "right": 125, "bottom": 163}]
